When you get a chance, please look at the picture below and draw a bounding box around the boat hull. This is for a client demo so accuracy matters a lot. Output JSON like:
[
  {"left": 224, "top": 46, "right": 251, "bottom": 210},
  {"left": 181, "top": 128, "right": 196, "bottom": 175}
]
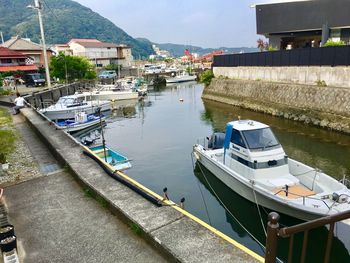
[
  {"left": 57, "top": 118, "right": 104, "bottom": 133},
  {"left": 193, "top": 145, "right": 326, "bottom": 221},
  {"left": 41, "top": 102, "right": 110, "bottom": 121},
  {"left": 78, "top": 91, "right": 138, "bottom": 101},
  {"left": 166, "top": 75, "right": 197, "bottom": 83}
]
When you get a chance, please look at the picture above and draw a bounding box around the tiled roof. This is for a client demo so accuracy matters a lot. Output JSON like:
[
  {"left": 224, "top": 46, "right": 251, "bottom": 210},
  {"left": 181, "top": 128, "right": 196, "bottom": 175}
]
[
  {"left": 74, "top": 42, "right": 119, "bottom": 48},
  {"left": 2, "top": 36, "right": 43, "bottom": 51},
  {"left": 68, "top": 38, "right": 118, "bottom": 48},
  {"left": 0, "top": 65, "right": 38, "bottom": 72},
  {"left": 0, "top": 47, "right": 27, "bottom": 58}
]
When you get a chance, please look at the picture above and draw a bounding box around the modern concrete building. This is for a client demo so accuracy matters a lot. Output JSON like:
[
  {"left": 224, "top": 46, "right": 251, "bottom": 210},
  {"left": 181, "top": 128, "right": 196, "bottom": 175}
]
[
  {"left": 1, "top": 36, "right": 53, "bottom": 68},
  {"left": 54, "top": 39, "right": 133, "bottom": 68},
  {"left": 256, "top": 0, "right": 350, "bottom": 49}
]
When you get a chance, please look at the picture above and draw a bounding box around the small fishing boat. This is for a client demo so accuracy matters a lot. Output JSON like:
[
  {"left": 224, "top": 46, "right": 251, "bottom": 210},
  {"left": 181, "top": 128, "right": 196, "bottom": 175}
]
[
  {"left": 56, "top": 112, "right": 105, "bottom": 133},
  {"left": 193, "top": 119, "right": 350, "bottom": 221},
  {"left": 166, "top": 72, "right": 197, "bottom": 84},
  {"left": 86, "top": 145, "right": 131, "bottom": 171},
  {"left": 39, "top": 95, "right": 110, "bottom": 121}
]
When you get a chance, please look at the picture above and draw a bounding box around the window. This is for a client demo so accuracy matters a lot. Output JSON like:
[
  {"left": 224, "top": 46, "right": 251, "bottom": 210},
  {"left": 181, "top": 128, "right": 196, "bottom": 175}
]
[
  {"left": 231, "top": 129, "right": 246, "bottom": 148},
  {"left": 242, "top": 128, "right": 279, "bottom": 150},
  {"left": 1, "top": 59, "right": 12, "bottom": 64}
]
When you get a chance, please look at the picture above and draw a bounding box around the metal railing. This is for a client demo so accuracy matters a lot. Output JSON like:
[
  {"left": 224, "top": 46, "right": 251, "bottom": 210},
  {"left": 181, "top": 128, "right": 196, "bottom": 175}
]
[{"left": 265, "top": 210, "right": 350, "bottom": 263}]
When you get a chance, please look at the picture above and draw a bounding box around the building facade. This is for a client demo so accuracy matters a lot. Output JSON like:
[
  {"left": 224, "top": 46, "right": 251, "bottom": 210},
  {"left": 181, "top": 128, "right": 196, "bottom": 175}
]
[
  {"left": 1, "top": 36, "right": 53, "bottom": 67},
  {"left": 256, "top": 0, "right": 350, "bottom": 50},
  {"left": 54, "top": 39, "right": 133, "bottom": 68},
  {"left": 0, "top": 46, "right": 38, "bottom": 73}
]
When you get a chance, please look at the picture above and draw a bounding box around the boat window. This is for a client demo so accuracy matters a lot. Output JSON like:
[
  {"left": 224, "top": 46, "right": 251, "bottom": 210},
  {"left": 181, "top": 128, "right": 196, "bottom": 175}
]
[
  {"left": 242, "top": 128, "right": 279, "bottom": 150},
  {"left": 231, "top": 129, "right": 246, "bottom": 148}
]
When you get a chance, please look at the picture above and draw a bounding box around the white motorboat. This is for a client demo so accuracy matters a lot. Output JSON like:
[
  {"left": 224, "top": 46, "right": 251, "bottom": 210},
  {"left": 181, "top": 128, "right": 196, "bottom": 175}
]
[
  {"left": 193, "top": 119, "right": 350, "bottom": 221},
  {"left": 75, "top": 83, "right": 139, "bottom": 101},
  {"left": 56, "top": 112, "right": 105, "bottom": 133},
  {"left": 166, "top": 72, "right": 197, "bottom": 83},
  {"left": 39, "top": 95, "right": 110, "bottom": 121}
]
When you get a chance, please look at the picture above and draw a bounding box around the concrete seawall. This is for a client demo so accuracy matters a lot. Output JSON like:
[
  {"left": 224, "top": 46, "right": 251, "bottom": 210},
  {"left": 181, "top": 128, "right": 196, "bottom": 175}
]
[
  {"left": 19, "top": 107, "right": 263, "bottom": 263},
  {"left": 203, "top": 79, "right": 350, "bottom": 134}
]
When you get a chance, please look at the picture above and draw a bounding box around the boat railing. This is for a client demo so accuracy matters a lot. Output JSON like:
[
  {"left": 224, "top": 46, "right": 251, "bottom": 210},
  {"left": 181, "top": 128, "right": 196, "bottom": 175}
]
[
  {"left": 340, "top": 177, "right": 350, "bottom": 188},
  {"left": 265, "top": 210, "right": 350, "bottom": 263},
  {"left": 273, "top": 189, "right": 331, "bottom": 209},
  {"left": 196, "top": 137, "right": 209, "bottom": 150}
]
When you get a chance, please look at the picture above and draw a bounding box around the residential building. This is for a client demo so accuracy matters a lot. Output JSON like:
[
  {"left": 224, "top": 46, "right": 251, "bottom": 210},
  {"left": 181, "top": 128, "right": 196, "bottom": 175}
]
[
  {"left": 256, "top": 0, "right": 350, "bottom": 50},
  {"left": 1, "top": 36, "right": 53, "bottom": 67},
  {"left": 54, "top": 39, "right": 133, "bottom": 68},
  {"left": 0, "top": 46, "right": 38, "bottom": 73}
]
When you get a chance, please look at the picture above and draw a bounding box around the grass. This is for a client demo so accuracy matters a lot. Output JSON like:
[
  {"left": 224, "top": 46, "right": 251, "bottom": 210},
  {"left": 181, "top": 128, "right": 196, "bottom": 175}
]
[
  {"left": 0, "top": 108, "right": 16, "bottom": 163},
  {"left": 130, "top": 223, "right": 142, "bottom": 235}
]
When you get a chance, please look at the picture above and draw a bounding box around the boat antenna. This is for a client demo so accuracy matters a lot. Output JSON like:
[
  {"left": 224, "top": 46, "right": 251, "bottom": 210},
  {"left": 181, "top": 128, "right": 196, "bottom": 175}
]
[{"left": 96, "top": 107, "right": 107, "bottom": 162}]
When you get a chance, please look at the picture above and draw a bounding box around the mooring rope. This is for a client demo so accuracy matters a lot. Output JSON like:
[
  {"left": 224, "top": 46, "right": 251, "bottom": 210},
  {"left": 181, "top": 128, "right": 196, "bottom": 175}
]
[{"left": 192, "top": 154, "right": 266, "bottom": 253}]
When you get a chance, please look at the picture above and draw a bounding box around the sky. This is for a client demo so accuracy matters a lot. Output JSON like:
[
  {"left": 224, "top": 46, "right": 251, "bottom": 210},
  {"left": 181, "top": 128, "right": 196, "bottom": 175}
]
[{"left": 73, "top": 0, "right": 308, "bottom": 48}]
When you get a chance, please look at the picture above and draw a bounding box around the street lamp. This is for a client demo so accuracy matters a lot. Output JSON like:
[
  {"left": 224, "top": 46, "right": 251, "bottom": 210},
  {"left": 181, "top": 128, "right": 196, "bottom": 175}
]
[{"left": 27, "top": 0, "right": 51, "bottom": 88}]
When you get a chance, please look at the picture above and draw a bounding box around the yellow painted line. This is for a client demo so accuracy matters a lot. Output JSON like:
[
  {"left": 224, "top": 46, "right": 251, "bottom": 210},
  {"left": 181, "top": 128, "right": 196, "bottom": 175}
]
[{"left": 83, "top": 146, "right": 265, "bottom": 262}]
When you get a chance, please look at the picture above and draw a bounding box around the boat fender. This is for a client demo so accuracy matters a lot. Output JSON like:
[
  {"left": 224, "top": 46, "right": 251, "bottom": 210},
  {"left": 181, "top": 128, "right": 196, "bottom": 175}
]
[{"left": 193, "top": 152, "right": 200, "bottom": 160}]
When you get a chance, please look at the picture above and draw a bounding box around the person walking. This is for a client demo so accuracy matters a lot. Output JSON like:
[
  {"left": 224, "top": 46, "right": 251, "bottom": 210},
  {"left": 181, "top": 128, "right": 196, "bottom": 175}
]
[{"left": 13, "top": 93, "right": 25, "bottom": 115}]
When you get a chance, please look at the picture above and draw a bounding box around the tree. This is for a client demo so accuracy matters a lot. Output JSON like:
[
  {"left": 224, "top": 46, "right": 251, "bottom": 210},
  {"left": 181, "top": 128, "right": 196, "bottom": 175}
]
[
  {"left": 257, "top": 38, "right": 269, "bottom": 52},
  {"left": 50, "top": 53, "right": 96, "bottom": 82}
]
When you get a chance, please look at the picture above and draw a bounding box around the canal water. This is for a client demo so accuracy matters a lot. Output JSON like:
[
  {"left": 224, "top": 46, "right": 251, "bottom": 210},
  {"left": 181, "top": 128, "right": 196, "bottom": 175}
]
[{"left": 80, "top": 83, "right": 350, "bottom": 262}]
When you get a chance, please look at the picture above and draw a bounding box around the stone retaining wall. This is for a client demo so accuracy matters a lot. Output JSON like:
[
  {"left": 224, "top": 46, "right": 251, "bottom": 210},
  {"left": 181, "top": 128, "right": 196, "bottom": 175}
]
[
  {"left": 203, "top": 79, "right": 350, "bottom": 134},
  {"left": 213, "top": 67, "right": 350, "bottom": 88}
]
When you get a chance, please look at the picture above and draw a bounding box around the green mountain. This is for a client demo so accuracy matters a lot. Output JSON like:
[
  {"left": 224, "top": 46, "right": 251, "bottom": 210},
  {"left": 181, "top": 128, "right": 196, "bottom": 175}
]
[{"left": 0, "top": 0, "right": 153, "bottom": 58}]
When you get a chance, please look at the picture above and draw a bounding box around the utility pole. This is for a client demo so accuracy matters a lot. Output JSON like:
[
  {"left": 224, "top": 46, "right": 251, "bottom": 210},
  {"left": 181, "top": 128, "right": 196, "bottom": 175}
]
[{"left": 29, "top": 0, "right": 51, "bottom": 88}]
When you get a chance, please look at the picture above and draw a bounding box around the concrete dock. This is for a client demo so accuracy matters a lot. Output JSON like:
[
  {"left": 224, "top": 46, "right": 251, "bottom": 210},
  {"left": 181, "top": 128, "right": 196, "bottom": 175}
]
[
  {"left": 2, "top": 101, "right": 263, "bottom": 262},
  {"left": 4, "top": 113, "right": 169, "bottom": 262}
]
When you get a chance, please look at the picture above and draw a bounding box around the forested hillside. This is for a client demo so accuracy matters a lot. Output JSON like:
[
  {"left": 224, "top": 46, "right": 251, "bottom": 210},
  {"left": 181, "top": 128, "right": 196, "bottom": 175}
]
[{"left": 0, "top": 0, "right": 153, "bottom": 58}]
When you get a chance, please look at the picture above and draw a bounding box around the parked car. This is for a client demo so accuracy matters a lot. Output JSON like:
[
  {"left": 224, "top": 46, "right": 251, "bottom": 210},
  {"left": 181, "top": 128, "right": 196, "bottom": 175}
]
[
  {"left": 24, "top": 73, "right": 46, "bottom": 87},
  {"left": 98, "top": 70, "right": 117, "bottom": 79}
]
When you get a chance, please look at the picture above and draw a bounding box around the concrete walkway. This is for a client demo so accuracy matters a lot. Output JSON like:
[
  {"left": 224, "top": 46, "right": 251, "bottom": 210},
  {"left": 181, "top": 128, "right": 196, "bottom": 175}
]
[{"left": 4, "top": 114, "right": 169, "bottom": 263}]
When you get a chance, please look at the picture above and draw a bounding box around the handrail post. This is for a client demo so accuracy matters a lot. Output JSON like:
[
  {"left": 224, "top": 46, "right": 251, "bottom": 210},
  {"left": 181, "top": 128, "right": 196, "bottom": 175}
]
[{"left": 265, "top": 212, "right": 280, "bottom": 263}]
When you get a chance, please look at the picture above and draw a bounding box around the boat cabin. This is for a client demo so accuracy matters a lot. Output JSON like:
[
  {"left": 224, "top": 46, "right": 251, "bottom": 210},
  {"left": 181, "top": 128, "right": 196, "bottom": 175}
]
[
  {"left": 222, "top": 120, "right": 298, "bottom": 188},
  {"left": 55, "top": 95, "right": 87, "bottom": 108}
]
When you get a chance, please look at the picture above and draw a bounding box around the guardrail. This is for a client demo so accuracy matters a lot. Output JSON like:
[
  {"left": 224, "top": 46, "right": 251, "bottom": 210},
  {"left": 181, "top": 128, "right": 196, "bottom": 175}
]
[
  {"left": 213, "top": 46, "right": 350, "bottom": 67},
  {"left": 265, "top": 210, "right": 350, "bottom": 263}
]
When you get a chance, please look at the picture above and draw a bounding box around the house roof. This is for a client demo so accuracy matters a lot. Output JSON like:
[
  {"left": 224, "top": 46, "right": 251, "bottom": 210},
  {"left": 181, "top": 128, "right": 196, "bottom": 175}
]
[
  {"left": 0, "top": 65, "right": 38, "bottom": 72},
  {"left": 0, "top": 47, "right": 27, "bottom": 58},
  {"left": 1, "top": 36, "right": 44, "bottom": 51},
  {"left": 68, "top": 38, "right": 119, "bottom": 48}
]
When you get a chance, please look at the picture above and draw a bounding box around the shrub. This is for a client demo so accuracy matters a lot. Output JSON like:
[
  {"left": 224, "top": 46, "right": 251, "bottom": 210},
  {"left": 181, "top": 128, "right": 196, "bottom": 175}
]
[
  {"left": 323, "top": 39, "right": 346, "bottom": 47},
  {"left": 199, "top": 70, "right": 214, "bottom": 86}
]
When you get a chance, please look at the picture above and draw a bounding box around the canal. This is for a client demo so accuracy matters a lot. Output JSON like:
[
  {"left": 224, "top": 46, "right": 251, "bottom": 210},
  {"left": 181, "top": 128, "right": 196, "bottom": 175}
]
[{"left": 78, "top": 82, "right": 350, "bottom": 262}]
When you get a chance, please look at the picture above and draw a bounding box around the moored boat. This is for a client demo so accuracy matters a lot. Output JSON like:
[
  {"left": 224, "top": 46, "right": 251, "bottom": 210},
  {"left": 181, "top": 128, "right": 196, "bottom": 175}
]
[
  {"left": 56, "top": 112, "right": 105, "bottom": 133},
  {"left": 85, "top": 145, "right": 132, "bottom": 171},
  {"left": 166, "top": 72, "right": 197, "bottom": 84},
  {"left": 193, "top": 119, "right": 350, "bottom": 221},
  {"left": 75, "top": 83, "right": 139, "bottom": 101},
  {"left": 39, "top": 95, "right": 110, "bottom": 121}
]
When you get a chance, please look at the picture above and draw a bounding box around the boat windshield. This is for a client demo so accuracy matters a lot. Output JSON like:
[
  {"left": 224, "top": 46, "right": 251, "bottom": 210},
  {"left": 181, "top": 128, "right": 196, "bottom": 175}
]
[
  {"left": 56, "top": 97, "right": 76, "bottom": 105},
  {"left": 242, "top": 128, "right": 280, "bottom": 150}
]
